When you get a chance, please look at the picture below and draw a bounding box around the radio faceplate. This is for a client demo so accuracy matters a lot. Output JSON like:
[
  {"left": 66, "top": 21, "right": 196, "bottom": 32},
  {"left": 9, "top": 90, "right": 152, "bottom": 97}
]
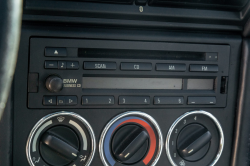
[{"left": 28, "top": 38, "right": 230, "bottom": 108}]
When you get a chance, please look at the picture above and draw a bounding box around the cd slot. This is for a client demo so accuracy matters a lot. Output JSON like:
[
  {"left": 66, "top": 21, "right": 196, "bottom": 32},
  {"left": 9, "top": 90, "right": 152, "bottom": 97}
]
[{"left": 78, "top": 48, "right": 209, "bottom": 61}]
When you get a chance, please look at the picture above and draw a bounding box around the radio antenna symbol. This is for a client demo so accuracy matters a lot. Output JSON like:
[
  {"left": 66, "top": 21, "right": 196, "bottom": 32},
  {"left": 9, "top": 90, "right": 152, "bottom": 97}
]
[{"left": 57, "top": 116, "right": 65, "bottom": 122}]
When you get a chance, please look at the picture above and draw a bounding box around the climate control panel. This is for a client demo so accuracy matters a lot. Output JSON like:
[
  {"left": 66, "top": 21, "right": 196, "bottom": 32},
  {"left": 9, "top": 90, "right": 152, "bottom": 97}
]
[
  {"left": 26, "top": 112, "right": 96, "bottom": 166},
  {"left": 25, "top": 110, "right": 225, "bottom": 166}
]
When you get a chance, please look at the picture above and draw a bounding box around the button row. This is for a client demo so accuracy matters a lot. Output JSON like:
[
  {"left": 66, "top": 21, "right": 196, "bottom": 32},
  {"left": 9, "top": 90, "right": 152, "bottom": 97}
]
[
  {"left": 45, "top": 61, "right": 79, "bottom": 69},
  {"left": 43, "top": 96, "right": 216, "bottom": 106},
  {"left": 43, "top": 96, "right": 77, "bottom": 106},
  {"left": 83, "top": 62, "right": 218, "bottom": 72},
  {"left": 44, "top": 61, "right": 218, "bottom": 72}
]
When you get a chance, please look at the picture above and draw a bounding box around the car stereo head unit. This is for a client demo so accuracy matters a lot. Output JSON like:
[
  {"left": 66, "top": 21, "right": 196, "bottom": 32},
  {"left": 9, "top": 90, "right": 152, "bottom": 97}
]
[{"left": 28, "top": 38, "right": 229, "bottom": 109}]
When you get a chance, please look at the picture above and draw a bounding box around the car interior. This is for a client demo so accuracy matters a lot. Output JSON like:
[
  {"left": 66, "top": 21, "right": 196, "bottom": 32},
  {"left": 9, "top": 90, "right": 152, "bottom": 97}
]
[{"left": 1, "top": 0, "right": 250, "bottom": 166}]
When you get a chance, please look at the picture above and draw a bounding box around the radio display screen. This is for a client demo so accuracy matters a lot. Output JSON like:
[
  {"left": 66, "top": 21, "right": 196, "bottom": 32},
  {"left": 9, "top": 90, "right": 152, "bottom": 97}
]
[
  {"left": 187, "top": 79, "right": 214, "bottom": 90},
  {"left": 82, "top": 77, "right": 183, "bottom": 89}
]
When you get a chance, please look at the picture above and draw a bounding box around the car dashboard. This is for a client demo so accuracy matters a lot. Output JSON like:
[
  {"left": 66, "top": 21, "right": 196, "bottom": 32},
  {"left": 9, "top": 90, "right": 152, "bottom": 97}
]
[{"left": 1, "top": 0, "right": 250, "bottom": 166}]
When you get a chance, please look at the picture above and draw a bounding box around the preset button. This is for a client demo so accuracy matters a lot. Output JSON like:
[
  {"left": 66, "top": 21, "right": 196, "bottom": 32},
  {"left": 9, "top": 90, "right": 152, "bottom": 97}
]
[
  {"left": 119, "top": 96, "right": 150, "bottom": 105},
  {"left": 154, "top": 97, "right": 184, "bottom": 105},
  {"left": 82, "top": 96, "right": 114, "bottom": 105}
]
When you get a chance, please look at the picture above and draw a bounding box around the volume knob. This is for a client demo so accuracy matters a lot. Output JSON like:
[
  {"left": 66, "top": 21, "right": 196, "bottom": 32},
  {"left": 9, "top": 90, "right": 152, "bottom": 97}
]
[{"left": 45, "top": 75, "right": 63, "bottom": 92}]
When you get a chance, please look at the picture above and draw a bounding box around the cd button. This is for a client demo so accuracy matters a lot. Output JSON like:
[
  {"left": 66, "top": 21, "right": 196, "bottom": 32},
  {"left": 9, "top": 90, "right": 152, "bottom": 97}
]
[
  {"left": 190, "top": 65, "right": 218, "bottom": 72},
  {"left": 84, "top": 62, "right": 116, "bottom": 70},
  {"left": 121, "top": 63, "right": 152, "bottom": 71},
  {"left": 43, "top": 96, "right": 57, "bottom": 106},
  {"left": 156, "top": 63, "right": 186, "bottom": 71},
  {"left": 119, "top": 96, "right": 150, "bottom": 105},
  {"left": 154, "top": 97, "right": 184, "bottom": 105}
]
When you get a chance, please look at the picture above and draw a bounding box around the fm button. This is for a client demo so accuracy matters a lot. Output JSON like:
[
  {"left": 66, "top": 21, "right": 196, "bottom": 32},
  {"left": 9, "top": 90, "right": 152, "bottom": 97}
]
[{"left": 190, "top": 64, "right": 218, "bottom": 72}]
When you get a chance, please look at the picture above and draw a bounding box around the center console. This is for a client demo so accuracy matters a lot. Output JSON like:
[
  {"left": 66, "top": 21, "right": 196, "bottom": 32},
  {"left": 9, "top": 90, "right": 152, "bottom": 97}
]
[{"left": 12, "top": 27, "right": 241, "bottom": 166}]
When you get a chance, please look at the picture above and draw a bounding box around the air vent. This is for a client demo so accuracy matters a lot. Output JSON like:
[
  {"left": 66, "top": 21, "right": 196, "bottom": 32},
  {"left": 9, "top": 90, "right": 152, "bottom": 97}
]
[
  {"left": 148, "top": 0, "right": 248, "bottom": 10},
  {"left": 74, "top": 0, "right": 134, "bottom": 4}
]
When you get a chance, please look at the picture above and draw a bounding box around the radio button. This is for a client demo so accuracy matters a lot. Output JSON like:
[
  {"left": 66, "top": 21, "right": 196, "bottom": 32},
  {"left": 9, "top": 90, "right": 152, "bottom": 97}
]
[
  {"left": 65, "top": 96, "right": 78, "bottom": 105},
  {"left": 121, "top": 63, "right": 152, "bottom": 71},
  {"left": 154, "top": 97, "right": 184, "bottom": 105},
  {"left": 43, "top": 96, "right": 57, "bottom": 106},
  {"left": 82, "top": 96, "right": 114, "bottom": 105},
  {"left": 45, "top": 47, "right": 67, "bottom": 57},
  {"left": 119, "top": 96, "right": 150, "bottom": 105},
  {"left": 58, "top": 61, "right": 66, "bottom": 69},
  {"left": 188, "top": 97, "right": 216, "bottom": 105},
  {"left": 84, "top": 62, "right": 116, "bottom": 70},
  {"left": 66, "top": 61, "right": 79, "bottom": 70},
  {"left": 190, "top": 64, "right": 218, "bottom": 72},
  {"left": 45, "top": 61, "right": 58, "bottom": 69},
  {"left": 156, "top": 63, "right": 186, "bottom": 71},
  {"left": 57, "top": 96, "right": 66, "bottom": 105}
]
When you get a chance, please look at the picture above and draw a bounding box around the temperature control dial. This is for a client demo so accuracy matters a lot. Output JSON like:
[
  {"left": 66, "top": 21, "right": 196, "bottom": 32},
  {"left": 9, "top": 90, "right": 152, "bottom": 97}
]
[
  {"left": 26, "top": 112, "right": 96, "bottom": 166},
  {"left": 99, "top": 111, "right": 163, "bottom": 166},
  {"left": 111, "top": 124, "right": 149, "bottom": 164},
  {"left": 166, "top": 110, "right": 224, "bottom": 166}
]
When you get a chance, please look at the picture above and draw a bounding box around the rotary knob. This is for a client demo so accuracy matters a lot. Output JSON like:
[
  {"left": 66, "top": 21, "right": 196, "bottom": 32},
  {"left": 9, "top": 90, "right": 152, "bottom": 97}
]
[
  {"left": 99, "top": 111, "right": 163, "bottom": 166},
  {"left": 166, "top": 111, "right": 224, "bottom": 166},
  {"left": 40, "top": 126, "right": 80, "bottom": 166},
  {"left": 111, "top": 124, "right": 149, "bottom": 164},
  {"left": 45, "top": 75, "right": 63, "bottom": 92},
  {"left": 26, "top": 112, "right": 96, "bottom": 166},
  {"left": 176, "top": 124, "right": 212, "bottom": 161}
]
